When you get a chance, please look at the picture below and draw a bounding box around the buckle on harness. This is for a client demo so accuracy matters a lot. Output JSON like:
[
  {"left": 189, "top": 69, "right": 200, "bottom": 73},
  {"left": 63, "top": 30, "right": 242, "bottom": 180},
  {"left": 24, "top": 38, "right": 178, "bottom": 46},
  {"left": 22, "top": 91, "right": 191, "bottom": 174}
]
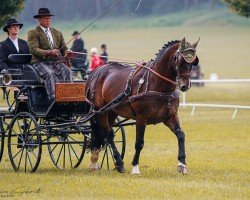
[{"left": 125, "top": 86, "right": 131, "bottom": 96}]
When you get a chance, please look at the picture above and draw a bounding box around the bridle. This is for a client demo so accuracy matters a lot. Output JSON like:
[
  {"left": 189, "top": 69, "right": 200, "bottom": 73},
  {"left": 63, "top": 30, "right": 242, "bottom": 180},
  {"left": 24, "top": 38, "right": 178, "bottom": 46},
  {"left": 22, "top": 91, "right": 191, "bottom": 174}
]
[{"left": 139, "top": 47, "right": 197, "bottom": 87}]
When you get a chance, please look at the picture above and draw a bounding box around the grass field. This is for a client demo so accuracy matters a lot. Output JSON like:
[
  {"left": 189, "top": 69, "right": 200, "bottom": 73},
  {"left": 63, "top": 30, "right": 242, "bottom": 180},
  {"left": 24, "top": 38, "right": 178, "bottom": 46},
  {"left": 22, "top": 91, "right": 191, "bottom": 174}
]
[
  {"left": 0, "top": 107, "right": 249, "bottom": 199},
  {"left": 0, "top": 10, "right": 250, "bottom": 199}
]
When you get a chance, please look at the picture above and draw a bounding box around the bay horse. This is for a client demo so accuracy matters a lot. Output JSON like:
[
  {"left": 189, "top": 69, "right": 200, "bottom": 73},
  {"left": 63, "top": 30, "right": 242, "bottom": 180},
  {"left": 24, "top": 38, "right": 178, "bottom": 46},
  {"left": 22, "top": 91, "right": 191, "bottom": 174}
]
[{"left": 85, "top": 38, "right": 200, "bottom": 174}]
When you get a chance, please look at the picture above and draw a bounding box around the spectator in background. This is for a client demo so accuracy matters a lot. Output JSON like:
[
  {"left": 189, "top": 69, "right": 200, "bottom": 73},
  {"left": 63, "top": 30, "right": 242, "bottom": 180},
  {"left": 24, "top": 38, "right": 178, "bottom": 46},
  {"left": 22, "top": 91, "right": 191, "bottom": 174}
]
[
  {"left": 0, "top": 18, "right": 30, "bottom": 71},
  {"left": 90, "top": 47, "right": 104, "bottom": 71},
  {"left": 100, "top": 44, "right": 108, "bottom": 64},
  {"left": 70, "top": 31, "right": 88, "bottom": 79}
]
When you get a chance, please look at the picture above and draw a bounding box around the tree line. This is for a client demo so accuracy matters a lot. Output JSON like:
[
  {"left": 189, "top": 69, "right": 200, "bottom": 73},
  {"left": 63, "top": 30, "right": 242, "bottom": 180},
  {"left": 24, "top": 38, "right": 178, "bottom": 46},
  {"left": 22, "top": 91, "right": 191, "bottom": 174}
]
[{"left": 1, "top": 0, "right": 249, "bottom": 28}]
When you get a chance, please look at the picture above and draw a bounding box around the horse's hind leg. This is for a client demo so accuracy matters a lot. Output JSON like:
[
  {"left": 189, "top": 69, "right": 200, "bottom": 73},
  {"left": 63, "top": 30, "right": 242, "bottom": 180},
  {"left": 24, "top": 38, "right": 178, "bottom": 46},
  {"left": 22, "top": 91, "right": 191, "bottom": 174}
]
[
  {"left": 89, "top": 118, "right": 104, "bottom": 172},
  {"left": 90, "top": 114, "right": 125, "bottom": 173},
  {"left": 107, "top": 112, "right": 125, "bottom": 173},
  {"left": 131, "top": 119, "right": 146, "bottom": 174},
  {"left": 164, "top": 116, "right": 187, "bottom": 174},
  {"left": 106, "top": 128, "right": 125, "bottom": 173}
]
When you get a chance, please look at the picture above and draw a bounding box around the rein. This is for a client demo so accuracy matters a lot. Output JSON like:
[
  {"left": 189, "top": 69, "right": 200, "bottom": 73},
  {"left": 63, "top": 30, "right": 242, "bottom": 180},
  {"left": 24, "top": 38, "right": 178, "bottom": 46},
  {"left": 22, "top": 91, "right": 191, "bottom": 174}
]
[{"left": 141, "top": 64, "right": 177, "bottom": 86}]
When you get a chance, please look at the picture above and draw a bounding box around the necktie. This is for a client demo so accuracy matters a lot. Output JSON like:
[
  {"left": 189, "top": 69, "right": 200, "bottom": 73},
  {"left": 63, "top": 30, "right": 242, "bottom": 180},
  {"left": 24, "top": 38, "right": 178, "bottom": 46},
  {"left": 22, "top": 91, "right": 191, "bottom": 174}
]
[{"left": 45, "top": 28, "right": 54, "bottom": 49}]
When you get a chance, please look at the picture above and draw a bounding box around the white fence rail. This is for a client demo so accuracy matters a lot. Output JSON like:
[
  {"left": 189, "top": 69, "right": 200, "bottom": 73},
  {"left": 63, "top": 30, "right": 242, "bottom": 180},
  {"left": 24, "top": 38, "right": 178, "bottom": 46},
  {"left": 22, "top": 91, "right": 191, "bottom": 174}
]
[{"left": 180, "top": 79, "right": 250, "bottom": 119}]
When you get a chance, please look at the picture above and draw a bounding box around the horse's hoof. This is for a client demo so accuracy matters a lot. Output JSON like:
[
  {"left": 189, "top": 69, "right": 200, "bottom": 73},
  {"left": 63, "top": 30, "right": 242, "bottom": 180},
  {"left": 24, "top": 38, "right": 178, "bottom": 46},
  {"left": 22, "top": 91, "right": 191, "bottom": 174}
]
[
  {"left": 177, "top": 163, "right": 187, "bottom": 174},
  {"left": 89, "top": 163, "right": 99, "bottom": 172},
  {"left": 115, "top": 165, "right": 125, "bottom": 173},
  {"left": 131, "top": 165, "right": 140, "bottom": 175}
]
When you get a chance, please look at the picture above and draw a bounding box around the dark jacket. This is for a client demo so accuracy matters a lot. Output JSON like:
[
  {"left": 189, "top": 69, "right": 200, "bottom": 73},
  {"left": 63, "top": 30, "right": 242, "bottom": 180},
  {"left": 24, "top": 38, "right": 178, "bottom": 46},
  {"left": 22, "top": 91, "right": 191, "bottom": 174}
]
[
  {"left": 101, "top": 51, "right": 108, "bottom": 63},
  {"left": 70, "top": 38, "right": 87, "bottom": 69},
  {"left": 0, "top": 37, "right": 30, "bottom": 71}
]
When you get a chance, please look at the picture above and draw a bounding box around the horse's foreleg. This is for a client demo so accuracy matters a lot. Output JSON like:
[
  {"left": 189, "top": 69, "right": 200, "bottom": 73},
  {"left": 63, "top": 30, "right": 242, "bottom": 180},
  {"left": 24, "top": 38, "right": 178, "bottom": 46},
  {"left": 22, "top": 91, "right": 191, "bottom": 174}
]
[
  {"left": 173, "top": 124, "right": 187, "bottom": 174},
  {"left": 131, "top": 120, "right": 146, "bottom": 174},
  {"left": 164, "top": 118, "right": 187, "bottom": 174}
]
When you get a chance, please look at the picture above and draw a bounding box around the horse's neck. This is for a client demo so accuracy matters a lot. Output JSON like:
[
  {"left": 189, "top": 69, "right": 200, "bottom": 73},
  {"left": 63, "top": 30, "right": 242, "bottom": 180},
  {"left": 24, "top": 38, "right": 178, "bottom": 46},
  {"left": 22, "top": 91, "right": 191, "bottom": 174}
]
[{"left": 149, "top": 55, "right": 176, "bottom": 93}]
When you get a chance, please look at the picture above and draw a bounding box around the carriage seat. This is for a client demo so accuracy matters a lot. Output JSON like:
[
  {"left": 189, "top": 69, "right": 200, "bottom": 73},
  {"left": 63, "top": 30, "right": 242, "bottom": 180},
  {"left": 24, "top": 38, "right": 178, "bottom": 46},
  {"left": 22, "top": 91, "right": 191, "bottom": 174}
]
[
  {"left": 8, "top": 54, "right": 43, "bottom": 85},
  {"left": 23, "top": 65, "right": 43, "bottom": 84}
]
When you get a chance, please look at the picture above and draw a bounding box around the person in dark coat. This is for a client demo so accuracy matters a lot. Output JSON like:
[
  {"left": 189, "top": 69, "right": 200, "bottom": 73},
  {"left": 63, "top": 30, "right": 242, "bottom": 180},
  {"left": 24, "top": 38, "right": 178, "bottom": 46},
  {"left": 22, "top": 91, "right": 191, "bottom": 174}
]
[
  {"left": 27, "top": 8, "right": 72, "bottom": 101},
  {"left": 100, "top": 44, "right": 108, "bottom": 64},
  {"left": 0, "top": 18, "right": 30, "bottom": 72},
  {"left": 70, "top": 31, "right": 88, "bottom": 79}
]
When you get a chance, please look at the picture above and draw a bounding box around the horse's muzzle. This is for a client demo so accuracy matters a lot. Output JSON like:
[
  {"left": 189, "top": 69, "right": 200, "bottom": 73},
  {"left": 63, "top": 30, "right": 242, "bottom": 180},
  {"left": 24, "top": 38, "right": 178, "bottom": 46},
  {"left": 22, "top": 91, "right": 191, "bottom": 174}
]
[
  {"left": 179, "top": 79, "right": 191, "bottom": 92},
  {"left": 180, "top": 85, "right": 188, "bottom": 92}
]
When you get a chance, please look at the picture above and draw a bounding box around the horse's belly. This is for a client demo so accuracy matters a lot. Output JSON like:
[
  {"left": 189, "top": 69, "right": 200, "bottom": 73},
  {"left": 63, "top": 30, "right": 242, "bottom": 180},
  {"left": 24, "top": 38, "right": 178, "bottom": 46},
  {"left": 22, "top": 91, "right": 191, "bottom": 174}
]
[{"left": 113, "top": 99, "right": 178, "bottom": 124}]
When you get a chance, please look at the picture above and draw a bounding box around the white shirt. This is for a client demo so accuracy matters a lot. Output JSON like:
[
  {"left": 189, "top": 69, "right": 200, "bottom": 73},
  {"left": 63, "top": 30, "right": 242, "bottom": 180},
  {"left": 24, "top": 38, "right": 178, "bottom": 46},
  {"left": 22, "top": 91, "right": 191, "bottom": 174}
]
[
  {"left": 40, "top": 26, "right": 54, "bottom": 45},
  {"left": 9, "top": 37, "right": 19, "bottom": 52}
]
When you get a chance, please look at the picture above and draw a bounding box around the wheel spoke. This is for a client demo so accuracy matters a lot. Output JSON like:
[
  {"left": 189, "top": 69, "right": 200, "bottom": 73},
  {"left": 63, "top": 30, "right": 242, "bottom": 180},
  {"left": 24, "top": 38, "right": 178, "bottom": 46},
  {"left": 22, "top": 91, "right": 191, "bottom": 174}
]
[
  {"left": 69, "top": 143, "right": 80, "bottom": 160},
  {"left": 50, "top": 143, "right": 59, "bottom": 153},
  {"left": 16, "top": 119, "right": 23, "bottom": 137},
  {"left": 55, "top": 145, "right": 64, "bottom": 165},
  {"left": 108, "top": 145, "right": 116, "bottom": 164},
  {"left": 63, "top": 143, "right": 66, "bottom": 169},
  {"left": 67, "top": 141, "right": 73, "bottom": 168},
  {"left": 27, "top": 151, "right": 33, "bottom": 169},
  {"left": 101, "top": 147, "right": 107, "bottom": 168},
  {"left": 31, "top": 151, "right": 38, "bottom": 159},
  {"left": 26, "top": 131, "right": 37, "bottom": 144},
  {"left": 114, "top": 127, "right": 120, "bottom": 134},
  {"left": 17, "top": 147, "right": 25, "bottom": 170},
  {"left": 106, "top": 146, "right": 109, "bottom": 170},
  {"left": 12, "top": 148, "right": 23, "bottom": 160},
  {"left": 25, "top": 149, "right": 28, "bottom": 173},
  {"left": 68, "top": 135, "right": 78, "bottom": 142}
]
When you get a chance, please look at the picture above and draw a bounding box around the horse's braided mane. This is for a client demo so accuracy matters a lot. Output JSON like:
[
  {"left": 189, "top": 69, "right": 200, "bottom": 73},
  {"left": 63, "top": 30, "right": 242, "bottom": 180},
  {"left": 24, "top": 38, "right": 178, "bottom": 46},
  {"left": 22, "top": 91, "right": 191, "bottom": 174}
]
[{"left": 151, "top": 40, "right": 180, "bottom": 62}]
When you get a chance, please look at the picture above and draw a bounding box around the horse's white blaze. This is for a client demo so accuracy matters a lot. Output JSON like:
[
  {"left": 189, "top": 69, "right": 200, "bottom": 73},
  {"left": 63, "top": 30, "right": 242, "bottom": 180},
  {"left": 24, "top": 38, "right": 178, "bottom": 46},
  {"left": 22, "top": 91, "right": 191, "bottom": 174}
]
[{"left": 131, "top": 165, "right": 140, "bottom": 174}]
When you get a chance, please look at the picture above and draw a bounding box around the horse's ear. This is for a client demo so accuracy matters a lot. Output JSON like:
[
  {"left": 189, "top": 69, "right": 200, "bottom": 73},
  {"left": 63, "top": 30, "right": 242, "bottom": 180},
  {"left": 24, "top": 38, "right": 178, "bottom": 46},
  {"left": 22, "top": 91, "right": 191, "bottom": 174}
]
[
  {"left": 180, "top": 37, "right": 186, "bottom": 50},
  {"left": 192, "top": 37, "right": 200, "bottom": 49}
]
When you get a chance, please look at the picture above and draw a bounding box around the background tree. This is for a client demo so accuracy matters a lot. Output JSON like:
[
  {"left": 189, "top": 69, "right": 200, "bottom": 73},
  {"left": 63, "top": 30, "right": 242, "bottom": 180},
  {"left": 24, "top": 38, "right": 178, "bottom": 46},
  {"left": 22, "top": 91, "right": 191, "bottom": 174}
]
[
  {"left": 0, "top": 0, "right": 25, "bottom": 28},
  {"left": 222, "top": 0, "right": 250, "bottom": 18}
]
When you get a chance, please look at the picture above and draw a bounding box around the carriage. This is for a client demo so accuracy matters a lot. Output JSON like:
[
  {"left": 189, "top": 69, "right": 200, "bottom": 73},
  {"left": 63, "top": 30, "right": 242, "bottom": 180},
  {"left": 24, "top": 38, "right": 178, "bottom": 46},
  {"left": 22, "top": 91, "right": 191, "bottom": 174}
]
[
  {"left": 1, "top": 38, "right": 199, "bottom": 174},
  {"left": 0, "top": 54, "right": 128, "bottom": 173}
]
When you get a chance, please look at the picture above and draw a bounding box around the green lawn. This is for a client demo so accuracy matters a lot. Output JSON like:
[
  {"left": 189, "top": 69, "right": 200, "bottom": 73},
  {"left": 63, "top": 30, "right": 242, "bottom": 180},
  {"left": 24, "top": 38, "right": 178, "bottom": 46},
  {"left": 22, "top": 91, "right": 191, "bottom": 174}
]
[{"left": 0, "top": 108, "right": 249, "bottom": 199}]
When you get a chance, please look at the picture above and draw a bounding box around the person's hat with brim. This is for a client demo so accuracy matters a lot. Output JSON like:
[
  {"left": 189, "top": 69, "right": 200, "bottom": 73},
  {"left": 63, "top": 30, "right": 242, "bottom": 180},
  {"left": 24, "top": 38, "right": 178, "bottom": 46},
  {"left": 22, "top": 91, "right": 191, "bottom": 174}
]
[
  {"left": 72, "top": 31, "right": 79, "bottom": 36},
  {"left": 33, "top": 8, "right": 54, "bottom": 19},
  {"left": 3, "top": 18, "right": 23, "bottom": 32}
]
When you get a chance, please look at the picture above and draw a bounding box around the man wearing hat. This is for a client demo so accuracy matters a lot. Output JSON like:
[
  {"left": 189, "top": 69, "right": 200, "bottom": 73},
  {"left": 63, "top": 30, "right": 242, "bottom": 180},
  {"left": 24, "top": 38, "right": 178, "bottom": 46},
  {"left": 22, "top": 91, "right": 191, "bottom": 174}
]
[
  {"left": 0, "top": 18, "right": 30, "bottom": 71},
  {"left": 70, "top": 31, "right": 88, "bottom": 79},
  {"left": 27, "top": 8, "right": 72, "bottom": 101}
]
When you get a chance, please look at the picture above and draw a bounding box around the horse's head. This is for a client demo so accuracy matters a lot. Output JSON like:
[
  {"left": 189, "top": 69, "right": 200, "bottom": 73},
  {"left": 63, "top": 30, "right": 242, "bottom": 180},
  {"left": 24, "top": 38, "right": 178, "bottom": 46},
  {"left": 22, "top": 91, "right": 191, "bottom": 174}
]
[{"left": 174, "top": 37, "right": 200, "bottom": 92}]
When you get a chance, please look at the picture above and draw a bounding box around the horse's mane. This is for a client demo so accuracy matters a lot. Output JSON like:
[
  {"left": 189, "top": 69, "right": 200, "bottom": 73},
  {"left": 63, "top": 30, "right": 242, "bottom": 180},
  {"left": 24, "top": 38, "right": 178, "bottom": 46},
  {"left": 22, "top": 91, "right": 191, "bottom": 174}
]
[{"left": 153, "top": 40, "right": 180, "bottom": 62}]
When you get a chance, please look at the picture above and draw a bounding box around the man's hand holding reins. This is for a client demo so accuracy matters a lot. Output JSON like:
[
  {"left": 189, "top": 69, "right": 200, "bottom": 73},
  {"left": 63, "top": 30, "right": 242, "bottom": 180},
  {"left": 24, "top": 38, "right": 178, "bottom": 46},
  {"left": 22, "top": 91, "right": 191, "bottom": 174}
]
[
  {"left": 64, "top": 49, "right": 73, "bottom": 57},
  {"left": 45, "top": 49, "right": 60, "bottom": 58}
]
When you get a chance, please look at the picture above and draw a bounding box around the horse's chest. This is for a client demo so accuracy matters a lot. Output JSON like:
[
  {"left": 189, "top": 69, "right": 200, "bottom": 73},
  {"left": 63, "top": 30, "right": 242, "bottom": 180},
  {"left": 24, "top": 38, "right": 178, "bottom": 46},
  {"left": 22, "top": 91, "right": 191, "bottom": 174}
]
[{"left": 135, "top": 100, "right": 178, "bottom": 124}]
